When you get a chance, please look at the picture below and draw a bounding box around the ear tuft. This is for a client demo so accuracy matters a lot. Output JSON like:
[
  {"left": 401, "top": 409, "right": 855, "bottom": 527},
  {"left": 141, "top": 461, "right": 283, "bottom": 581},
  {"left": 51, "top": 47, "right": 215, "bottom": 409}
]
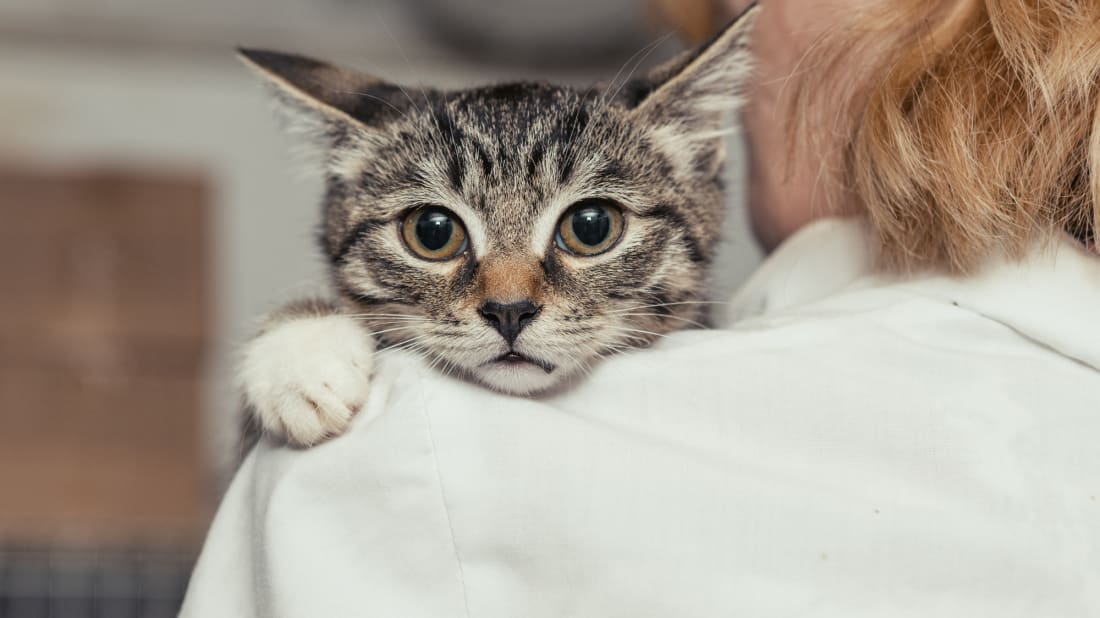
[
  {"left": 617, "top": 5, "right": 758, "bottom": 176},
  {"left": 630, "top": 4, "right": 758, "bottom": 124}
]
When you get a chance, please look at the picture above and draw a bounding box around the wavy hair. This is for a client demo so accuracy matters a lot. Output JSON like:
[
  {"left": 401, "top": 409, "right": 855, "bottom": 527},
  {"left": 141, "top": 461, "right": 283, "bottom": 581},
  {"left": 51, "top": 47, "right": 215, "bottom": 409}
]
[{"left": 793, "top": 0, "right": 1100, "bottom": 272}]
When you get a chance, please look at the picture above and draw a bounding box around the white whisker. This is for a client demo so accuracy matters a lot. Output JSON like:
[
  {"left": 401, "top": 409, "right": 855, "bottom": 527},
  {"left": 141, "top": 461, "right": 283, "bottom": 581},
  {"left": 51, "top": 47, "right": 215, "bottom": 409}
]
[
  {"left": 362, "top": 325, "right": 426, "bottom": 337},
  {"left": 605, "top": 31, "right": 675, "bottom": 107},
  {"left": 607, "top": 300, "right": 729, "bottom": 314},
  {"left": 604, "top": 325, "right": 669, "bottom": 339},
  {"left": 373, "top": 10, "right": 425, "bottom": 117},
  {"left": 602, "top": 32, "right": 670, "bottom": 107},
  {"left": 616, "top": 312, "right": 707, "bottom": 328},
  {"left": 349, "top": 316, "right": 433, "bottom": 323}
]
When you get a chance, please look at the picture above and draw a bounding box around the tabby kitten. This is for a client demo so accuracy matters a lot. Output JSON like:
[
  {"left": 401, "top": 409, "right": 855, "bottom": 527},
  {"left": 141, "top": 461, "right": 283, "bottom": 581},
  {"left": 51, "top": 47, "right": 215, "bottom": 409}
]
[{"left": 238, "top": 7, "right": 757, "bottom": 446}]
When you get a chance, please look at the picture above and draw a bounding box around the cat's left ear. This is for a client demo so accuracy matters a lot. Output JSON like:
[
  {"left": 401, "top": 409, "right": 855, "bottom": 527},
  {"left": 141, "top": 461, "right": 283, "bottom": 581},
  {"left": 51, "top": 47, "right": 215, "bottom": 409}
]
[{"left": 627, "top": 5, "right": 758, "bottom": 129}]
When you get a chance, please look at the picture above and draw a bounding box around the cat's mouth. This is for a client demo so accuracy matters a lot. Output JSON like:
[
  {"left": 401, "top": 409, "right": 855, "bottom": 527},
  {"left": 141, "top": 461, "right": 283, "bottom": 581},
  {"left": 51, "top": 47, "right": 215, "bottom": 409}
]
[
  {"left": 466, "top": 346, "right": 565, "bottom": 396},
  {"left": 486, "top": 351, "right": 556, "bottom": 374}
]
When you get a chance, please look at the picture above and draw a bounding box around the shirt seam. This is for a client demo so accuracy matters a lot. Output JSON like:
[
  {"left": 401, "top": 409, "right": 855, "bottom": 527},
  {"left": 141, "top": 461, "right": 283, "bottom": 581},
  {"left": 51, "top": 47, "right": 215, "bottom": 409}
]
[{"left": 420, "top": 399, "right": 473, "bottom": 618}]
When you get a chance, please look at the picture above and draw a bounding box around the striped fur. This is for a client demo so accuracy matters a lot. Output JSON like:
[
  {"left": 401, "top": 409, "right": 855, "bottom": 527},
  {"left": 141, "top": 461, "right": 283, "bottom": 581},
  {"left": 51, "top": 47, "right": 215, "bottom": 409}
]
[{"left": 237, "top": 7, "right": 757, "bottom": 446}]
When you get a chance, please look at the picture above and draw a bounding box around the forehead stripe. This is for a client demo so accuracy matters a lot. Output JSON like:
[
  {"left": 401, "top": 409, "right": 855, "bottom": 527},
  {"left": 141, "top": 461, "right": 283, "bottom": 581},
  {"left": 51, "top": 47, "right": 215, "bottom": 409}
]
[
  {"left": 526, "top": 142, "right": 545, "bottom": 181},
  {"left": 473, "top": 140, "right": 494, "bottom": 179},
  {"left": 433, "top": 107, "right": 468, "bottom": 191},
  {"left": 557, "top": 148, "right": 577, "bottom": 186}
]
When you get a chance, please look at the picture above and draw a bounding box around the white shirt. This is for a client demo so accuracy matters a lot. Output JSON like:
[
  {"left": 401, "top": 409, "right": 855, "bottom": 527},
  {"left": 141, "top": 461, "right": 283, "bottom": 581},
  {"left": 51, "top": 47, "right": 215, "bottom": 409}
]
[{"left": 182, "top": 218, "right": 1100, "bottom": 617}]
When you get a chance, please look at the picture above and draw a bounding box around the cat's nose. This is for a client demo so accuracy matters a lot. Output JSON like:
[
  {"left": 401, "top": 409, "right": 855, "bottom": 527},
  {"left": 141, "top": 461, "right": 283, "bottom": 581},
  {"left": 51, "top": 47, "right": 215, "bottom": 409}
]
[{"left": 478, "top": 300, "right": 541, "bottom": 346}]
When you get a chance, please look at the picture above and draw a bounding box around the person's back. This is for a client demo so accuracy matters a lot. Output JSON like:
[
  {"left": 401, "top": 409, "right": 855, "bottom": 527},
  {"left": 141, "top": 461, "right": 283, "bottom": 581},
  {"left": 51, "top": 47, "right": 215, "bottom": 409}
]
[{"left": 183, "top": 216, "right": 1100, "bottom": 617}]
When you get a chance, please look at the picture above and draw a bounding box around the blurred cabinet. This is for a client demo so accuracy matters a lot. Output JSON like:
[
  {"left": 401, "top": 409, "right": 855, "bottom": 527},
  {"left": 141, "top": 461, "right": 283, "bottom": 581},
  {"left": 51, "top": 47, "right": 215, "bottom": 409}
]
[{"left": 0, "top": 168, "right": 210, "bottom": 549}]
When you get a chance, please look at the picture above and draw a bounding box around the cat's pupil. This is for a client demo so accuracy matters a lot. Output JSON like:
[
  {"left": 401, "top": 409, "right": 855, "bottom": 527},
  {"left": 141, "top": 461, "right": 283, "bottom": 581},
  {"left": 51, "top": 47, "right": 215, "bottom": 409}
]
[
  {"left": 416, "top": 210, "right": 454, "bottom": 251},
  {"left": 571, "top": 206, "right": 611, "bottom": 247}
]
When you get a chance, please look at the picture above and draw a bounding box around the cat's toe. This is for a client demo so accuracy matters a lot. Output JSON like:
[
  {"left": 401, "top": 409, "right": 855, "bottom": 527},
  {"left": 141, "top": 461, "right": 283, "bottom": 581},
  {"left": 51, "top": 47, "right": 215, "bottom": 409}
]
[{"left": 272, "top": 388, "right": 359, "bottom": 447}]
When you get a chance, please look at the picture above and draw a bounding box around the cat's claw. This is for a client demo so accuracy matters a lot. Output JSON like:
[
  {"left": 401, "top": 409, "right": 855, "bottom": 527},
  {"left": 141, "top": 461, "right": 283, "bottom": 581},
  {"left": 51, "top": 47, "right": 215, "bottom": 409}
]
[{"left": 239, "top": 314, "right": 374, "bottom": 447}]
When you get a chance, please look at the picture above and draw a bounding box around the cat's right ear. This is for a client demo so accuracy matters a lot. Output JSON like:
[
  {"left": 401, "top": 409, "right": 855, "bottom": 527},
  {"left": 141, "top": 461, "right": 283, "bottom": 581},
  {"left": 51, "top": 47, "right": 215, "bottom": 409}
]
[
  {"left": 625, "top": 5, "right": 758, "bottom": 126},
  {"left": 237, "top": 48, "right": 410, "bottom": 143}
]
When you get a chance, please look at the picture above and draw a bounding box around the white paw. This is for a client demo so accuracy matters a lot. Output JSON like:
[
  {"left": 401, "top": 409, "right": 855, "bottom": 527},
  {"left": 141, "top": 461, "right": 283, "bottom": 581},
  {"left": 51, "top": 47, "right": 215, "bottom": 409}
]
[{"left": 238, "top": 315, "right": 374, "bottom": 447}]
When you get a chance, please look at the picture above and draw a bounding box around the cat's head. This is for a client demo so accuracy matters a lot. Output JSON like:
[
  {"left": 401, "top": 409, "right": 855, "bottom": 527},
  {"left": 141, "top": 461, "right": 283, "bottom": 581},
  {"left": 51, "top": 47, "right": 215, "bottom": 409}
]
[{"left": 241, "top": 7, "right": 756, "bottom": 395}]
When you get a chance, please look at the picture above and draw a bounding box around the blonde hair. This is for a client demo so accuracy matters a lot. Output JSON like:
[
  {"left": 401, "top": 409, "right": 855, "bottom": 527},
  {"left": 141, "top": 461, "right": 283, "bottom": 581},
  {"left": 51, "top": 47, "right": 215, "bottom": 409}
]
[{"left": 795, "top": 0, "right": 1100, "bottom": 272}]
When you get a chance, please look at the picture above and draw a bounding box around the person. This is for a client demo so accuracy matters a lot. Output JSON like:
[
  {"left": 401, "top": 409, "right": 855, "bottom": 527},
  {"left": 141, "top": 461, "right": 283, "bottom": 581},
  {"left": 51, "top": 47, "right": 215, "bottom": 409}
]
[
  {"left": 182, "top": 2, "right": 1100, "bottom": 615},
  {"left": 729, "top": 0, "right": 1098, "bottom": 262}
]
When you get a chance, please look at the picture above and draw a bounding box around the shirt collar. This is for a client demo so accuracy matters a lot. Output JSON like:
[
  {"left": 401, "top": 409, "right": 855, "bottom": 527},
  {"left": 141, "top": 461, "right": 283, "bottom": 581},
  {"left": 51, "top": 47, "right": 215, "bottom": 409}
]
[{"left": 724, "top": 217, "right": 1100, "bottom": 373}]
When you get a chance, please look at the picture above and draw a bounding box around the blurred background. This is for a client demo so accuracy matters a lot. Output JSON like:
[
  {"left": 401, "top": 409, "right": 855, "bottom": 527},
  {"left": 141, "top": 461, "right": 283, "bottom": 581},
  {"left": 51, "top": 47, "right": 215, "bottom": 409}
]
[{"left": 0, "top": 0, "right": 757, "bottom": 614}]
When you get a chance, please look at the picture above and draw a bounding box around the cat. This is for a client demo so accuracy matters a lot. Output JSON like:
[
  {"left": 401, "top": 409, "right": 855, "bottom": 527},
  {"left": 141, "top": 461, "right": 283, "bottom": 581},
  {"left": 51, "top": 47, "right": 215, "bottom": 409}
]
[{"left": 237, "top": 6, "right": 757, "bottom": 447}]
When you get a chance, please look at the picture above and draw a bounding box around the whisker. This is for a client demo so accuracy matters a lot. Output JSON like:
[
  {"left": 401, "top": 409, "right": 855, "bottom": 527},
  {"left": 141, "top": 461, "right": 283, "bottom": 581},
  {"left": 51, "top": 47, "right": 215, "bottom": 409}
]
[
  {"left": 352, "top": 314, "right": 437, "bottom": 318},
  {"left": 373, "top": 11, "right": 425, "bottom": 117},
  {"left": 604, "top": 325, "right": 669, "bottom": 339},
  {"left": 615, "top": 312, "right": 707, "bottom": 328},
  {"left": 375, "top": 333, "right": 434, "bottom": 353},
  {"left": 607, "top": 300, "right": 730, "bottom": 314},
  {"left": 344, "top": 312, "right": 432, "bottom": 319},
  {"left": 361, "top": 325, "right": 427, "bottom": 337},
  {"left": 375, "top": 10, "right": 451, "bottom": 151},
  {"left": 605, "top": 31, "right": 675, "bottom": 107},
  {"left": 601, "top": 32, "right": 670, "bottom": 107}
]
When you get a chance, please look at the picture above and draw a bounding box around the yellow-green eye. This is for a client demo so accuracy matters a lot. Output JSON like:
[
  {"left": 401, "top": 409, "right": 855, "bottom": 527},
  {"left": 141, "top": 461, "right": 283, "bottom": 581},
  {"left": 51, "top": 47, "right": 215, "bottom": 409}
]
[
  {"left": 401, "top": 206, "right": 468, "bottom": 261},
  {"left": 556, "top": 199, "right": 625, "bottom": 256}
]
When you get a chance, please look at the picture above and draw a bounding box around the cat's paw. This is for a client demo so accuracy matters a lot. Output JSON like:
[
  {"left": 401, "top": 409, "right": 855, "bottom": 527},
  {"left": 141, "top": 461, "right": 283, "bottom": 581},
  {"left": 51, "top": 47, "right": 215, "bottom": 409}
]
[{"left": 239, "top": 314, "right": 374, "bottom": 447}]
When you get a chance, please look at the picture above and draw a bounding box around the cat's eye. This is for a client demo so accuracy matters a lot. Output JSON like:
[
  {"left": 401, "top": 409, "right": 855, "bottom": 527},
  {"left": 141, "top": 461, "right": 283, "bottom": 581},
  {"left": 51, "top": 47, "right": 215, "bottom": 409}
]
[
  {"left": 401, "top": 206, "right": 468, "bottom": 261},
  {"left": 555, "top": 199, "right": 625, "bottom": 257}
]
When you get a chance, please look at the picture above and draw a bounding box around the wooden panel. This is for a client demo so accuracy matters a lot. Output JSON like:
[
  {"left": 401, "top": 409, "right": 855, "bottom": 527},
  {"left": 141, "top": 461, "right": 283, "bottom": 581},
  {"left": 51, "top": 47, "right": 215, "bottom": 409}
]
[
  {"left": 0, "top": 368, "right": 204, "bottom": 546},
  {"left": 0, "top": 169, "right": 208, "bottom": 372},
  {"left": 0, "top": 167, "right": 209, "bottom": 548}
]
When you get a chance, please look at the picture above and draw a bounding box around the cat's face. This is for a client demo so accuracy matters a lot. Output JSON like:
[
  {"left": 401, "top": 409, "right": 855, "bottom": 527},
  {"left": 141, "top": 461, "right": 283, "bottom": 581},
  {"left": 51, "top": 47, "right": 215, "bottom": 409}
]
[{"left": 242, "top": 7, "right": 755, "bottom": 394}]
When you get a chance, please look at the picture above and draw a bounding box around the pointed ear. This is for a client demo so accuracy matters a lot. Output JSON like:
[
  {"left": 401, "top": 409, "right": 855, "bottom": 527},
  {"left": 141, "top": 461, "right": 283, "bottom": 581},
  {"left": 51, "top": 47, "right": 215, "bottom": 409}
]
[
  {"left": 629, "top": 4, "right": 758, "bottom": 126},
  {"left": 237, "top": 48, "right": 412, "bottom": 140}
]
